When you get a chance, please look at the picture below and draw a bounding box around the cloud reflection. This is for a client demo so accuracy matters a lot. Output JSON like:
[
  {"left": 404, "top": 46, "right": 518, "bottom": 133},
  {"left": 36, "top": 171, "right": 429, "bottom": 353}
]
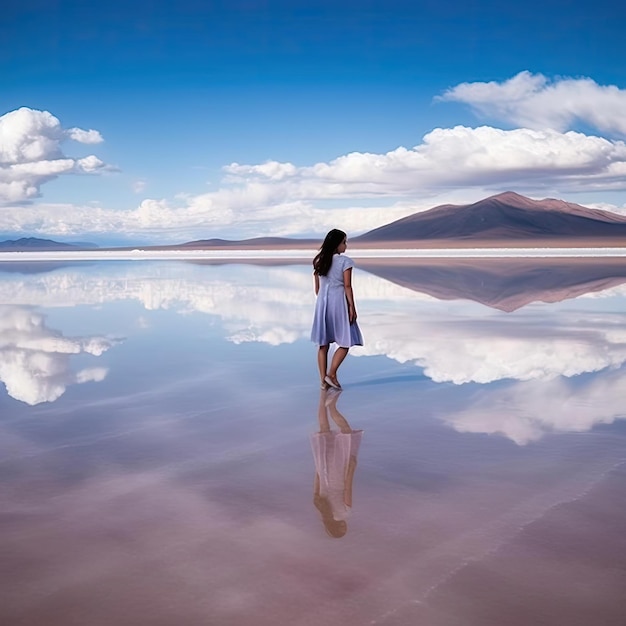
[
  {"left": 444, "top": 369, "right": 626, "bottom": 445},
  {"left": 356, "top": 313, "right": 626, "bottom": 384},
  {"left": 0, "top": 305, "right": 117, "bottom": 405},
  {"left": 1, "top": 261, "right": 625, "bottom": 388}
]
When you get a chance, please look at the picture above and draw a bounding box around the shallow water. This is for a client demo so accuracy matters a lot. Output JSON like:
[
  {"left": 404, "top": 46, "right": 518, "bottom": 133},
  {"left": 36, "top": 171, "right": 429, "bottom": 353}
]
[{"left": 1, "top": 259, "right": 626, "bottom": 625}]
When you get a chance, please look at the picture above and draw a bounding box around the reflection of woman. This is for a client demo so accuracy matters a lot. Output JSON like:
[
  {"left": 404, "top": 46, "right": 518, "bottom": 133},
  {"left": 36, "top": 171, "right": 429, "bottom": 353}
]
[
  {"left": 311, "top": 229, "right": 363, "bottom": 390},
  {"left": 310, "top": 388, "right": 363, "bottom": 538}
]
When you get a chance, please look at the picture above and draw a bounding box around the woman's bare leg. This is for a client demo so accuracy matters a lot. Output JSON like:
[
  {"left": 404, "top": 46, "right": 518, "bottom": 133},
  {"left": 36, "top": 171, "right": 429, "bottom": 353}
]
[
  {"left": 327, "top": 394, "right": 352, "bottom": 433},
  {"left": 328, "top": 347, "right": 348, "bottom": 386},
  {"left": 317, "top": 389, "right": 331, "bottom": 432},
  {"left": 317, "top": 345, "right": 329, "bottom": 385}
]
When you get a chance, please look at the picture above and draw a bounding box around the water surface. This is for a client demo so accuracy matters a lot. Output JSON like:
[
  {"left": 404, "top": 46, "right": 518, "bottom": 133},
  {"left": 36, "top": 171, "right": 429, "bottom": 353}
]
[{"left": 1, "top": 259, "right": 625, "bottom": 625}]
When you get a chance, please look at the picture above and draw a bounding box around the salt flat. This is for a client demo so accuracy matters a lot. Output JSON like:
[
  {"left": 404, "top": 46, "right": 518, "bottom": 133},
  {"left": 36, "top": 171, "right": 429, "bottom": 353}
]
[
  {"left": 1, "top": 260, "right": 625, "bottom": 626},
  {"left": 1, "top": 247, "right": 626, "bottom": 261}
]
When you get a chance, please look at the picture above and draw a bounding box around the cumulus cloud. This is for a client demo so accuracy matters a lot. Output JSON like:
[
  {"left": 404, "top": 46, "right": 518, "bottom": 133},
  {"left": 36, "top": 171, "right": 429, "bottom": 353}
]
[
  {"left": 0, "top": 197, "right": 428, "bottom": 242},
  {"left": 0, "top": 305, "right": 118, "bottom": 404},
  {"left": 65, "top": 127, "right": 104, "bottom": 144},
  {"left": 444, "top": 370, "right": 626, "bottom": 445},
  {"left": 438, "top": 71, "right": 626, "bottom": 136},
  {"left": 4, "top": 126, "right": 626, "bottom": 241},
  {"left": 4, "top": 93, "right": 626, "bottom": 240},
  {"left": 225, "top": 126, "right": 626, "bottom": 194},
  {"left": 4, "top": 77, "right": 626, "bottom": 242},
  {"left": 0, "top": 107, "right": 110, "bottom": 204},
  {"left": 204, "top": 126, "right": 626, "bottom": 236}
]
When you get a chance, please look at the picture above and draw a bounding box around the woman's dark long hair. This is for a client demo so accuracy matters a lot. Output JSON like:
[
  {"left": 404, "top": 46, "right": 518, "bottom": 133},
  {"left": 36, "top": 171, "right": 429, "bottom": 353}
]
[{"left": 313, "top": 229, "right": 346, "bottom": 276}]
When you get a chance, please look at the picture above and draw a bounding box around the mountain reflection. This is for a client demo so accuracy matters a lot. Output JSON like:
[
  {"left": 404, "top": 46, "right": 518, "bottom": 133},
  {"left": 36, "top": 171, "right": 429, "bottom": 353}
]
[
  {"left": 0, "top": 304, "right": 118, "bottom": 405},
  {"left": 311, "top": 388, "right": 363, "bottom": 538},
  {"left": 358, "top": 258, "right": 626, "bottom": 312}
]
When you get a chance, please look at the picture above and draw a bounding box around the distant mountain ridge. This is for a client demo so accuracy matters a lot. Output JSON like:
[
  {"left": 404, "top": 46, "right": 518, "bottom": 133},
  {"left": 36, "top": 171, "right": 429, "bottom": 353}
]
[
  {"left": 177, "top": 192, "right": 626, "bottom": 249},
  {"left": 1, "top": 192, "right": 626, "bottom": 251},
  {"left": 353, "top": 192, "right": 626, "bottom": 243},
  {"left": 0, "top": 238, "right": 98, "bottom": 251},
  {"left": 176, "top": 236, "right": 318, "bottom": 248}
]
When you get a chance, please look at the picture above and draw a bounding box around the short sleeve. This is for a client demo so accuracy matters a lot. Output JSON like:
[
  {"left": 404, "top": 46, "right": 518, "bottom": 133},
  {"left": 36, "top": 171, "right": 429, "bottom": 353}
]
[{"left": 342, "top": 255, "right": 354, "bottom": 271}]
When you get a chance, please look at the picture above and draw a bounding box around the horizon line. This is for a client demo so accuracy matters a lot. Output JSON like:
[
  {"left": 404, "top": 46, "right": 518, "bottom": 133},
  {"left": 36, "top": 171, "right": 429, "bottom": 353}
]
[{"left": 2, "top": 248, "right": 626, "bottom": 262}]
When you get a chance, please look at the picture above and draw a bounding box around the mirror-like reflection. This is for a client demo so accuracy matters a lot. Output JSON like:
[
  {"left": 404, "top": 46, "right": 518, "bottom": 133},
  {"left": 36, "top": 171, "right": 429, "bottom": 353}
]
[
  {"left": 0, "top": 304, "right": 118, "bottom": 405},
  {"left": 1, "top": 259, "right": 626, "bottom": 390},
  {"left": 1, "top": 259, "right": 626, "bottom": 442},
  {"left": 442, "top": 368, "right": 626, "bottom": 444},
  {"left": 1, "top": 258, "right": 626, "bottom": 625},
  {"left": 359, "top": 257, "right": 626, "bottom": 311},
  {"left": 311, "top": 388, "right": 363, "bottom": 538}
]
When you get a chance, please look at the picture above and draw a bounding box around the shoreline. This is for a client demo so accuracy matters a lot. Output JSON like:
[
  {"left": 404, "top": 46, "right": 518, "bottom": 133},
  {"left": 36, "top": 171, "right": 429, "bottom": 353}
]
[{"left": 1, "top": 247, "right": 626, "bottom": 261}]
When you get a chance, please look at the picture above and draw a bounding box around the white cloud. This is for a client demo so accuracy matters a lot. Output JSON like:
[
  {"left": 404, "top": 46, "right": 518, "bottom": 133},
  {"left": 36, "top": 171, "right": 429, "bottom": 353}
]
[
  {"left": 224, "top": 126, "right": 626, "bottom": 194},
  {"left": 4, "top": 125, "right": 626, "bottom": 241},
  {"left": 65, "top": 127, "right": 104, "bottom": 144},
  {"left": 438, "top": 71, "right": 626, "bottom": 136},
  {"left": 3, "top": 87, "right": 626, "bottom": 241},
  {"left": 0, "top": 305, "right": 117, "bottom": 404},
  {"left": 0, "top": 107, "right": 110, "bottom": 204},
  {"left": 76, "top": 155, "right": 106, "bottom": 173},
  {"left": 0, "top": 197, "right": 426, "bottom": 242},
  {"left": 227, "top": 160, "right": 297, "bottom": 180},
  {"left": 170, "top": 126, "right": 626, "bottom": 237}
]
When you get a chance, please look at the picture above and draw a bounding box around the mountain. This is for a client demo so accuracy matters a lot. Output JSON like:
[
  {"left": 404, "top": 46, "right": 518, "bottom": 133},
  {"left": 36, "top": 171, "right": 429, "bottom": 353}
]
[
  {"left": 358, "top": 258, "right": 626, "bottom": 312},
  {"left": 353, "top": 191, "right": 626, "bottom": 244},
  {"left": 172, "top": 237, "right": 318, "bottom": 249},
  {"left": 170, "top": 192, "right": 626, "bottom": 249},
  {"left": 0, "top": 237, "right": 97, "bottom": 251}
]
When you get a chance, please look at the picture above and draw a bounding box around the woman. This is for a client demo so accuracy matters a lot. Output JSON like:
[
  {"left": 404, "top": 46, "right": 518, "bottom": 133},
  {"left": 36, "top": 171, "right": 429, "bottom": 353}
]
[{"left": 311, "top": 229, "right": 363, "bottom": 389}]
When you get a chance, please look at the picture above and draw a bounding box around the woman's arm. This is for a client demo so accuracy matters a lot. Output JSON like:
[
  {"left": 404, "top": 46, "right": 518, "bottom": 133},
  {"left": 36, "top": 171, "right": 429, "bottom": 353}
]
[
  {"left": 314, "top": 272, "right": 320, "bottom": 296},
  {"left": 343, "top": 267, "right": 357, "bottom": 324}
]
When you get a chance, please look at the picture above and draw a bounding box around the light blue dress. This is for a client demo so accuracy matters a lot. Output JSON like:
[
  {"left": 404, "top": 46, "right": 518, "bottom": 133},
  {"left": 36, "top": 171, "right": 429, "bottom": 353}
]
[{"left": 311, "top": 254, "right": 364, "bottom": 348}]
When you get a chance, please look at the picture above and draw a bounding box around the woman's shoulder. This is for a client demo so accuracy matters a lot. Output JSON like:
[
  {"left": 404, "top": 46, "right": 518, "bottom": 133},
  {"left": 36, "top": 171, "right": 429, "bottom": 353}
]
[
  {"left": 340, "top": 254, "right": 355, "bottom": 269},
  {"left": 330, "top": 253, "right": 354, "bottom": 273}
]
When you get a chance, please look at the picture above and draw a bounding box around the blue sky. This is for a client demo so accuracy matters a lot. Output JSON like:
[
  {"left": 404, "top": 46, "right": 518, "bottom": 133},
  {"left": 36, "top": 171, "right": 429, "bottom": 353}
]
[{"left": 2, "top": 0, "right": 626, "bottom": 244}]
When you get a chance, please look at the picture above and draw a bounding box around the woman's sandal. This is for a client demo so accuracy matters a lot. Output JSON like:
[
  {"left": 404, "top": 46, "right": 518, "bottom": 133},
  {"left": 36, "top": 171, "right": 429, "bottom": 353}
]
[{"left": 324, "top": 375, "right": 342, "bottom": 390}]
